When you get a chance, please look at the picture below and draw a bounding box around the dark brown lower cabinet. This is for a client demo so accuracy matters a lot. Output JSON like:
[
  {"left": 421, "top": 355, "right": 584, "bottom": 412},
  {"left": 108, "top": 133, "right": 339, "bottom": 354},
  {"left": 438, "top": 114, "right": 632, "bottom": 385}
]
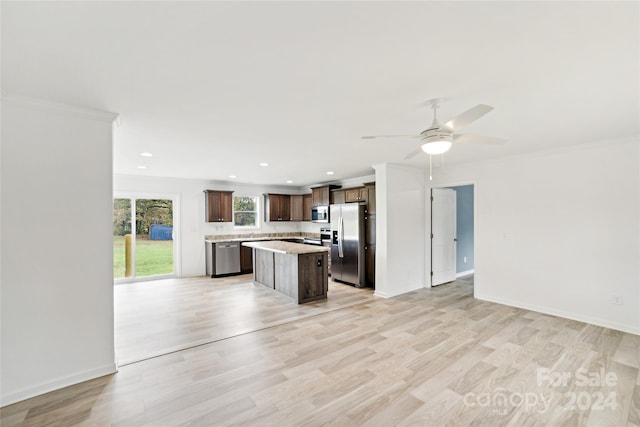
[
  {"left": 364, "top": 211, "right": 376, "bottom": 288},
  {"left": 240, "top": 245, "right": 253, "bottom": 273},
  {"left": 365, "top": 213, "right": 376, "bottom": 246},
  {"left": 274, "top": 252, "right": 328, "bottom": 303},
  {"left": 365, "top": 244, "right": 376, "bottom": 288}
]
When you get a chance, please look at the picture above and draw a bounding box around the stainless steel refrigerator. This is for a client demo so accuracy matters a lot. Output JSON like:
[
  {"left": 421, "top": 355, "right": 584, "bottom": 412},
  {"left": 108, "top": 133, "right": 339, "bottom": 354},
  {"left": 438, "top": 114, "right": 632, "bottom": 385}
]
[{"left": 330, "top": 204, "right": 366, "bottom": 287}]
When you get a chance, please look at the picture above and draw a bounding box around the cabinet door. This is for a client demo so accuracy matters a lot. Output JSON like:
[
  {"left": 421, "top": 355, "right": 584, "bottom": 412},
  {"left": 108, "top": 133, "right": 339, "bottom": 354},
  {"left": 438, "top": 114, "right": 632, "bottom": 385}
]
[
  {"left": 332, "top": 190, "right": 345, "bottom": 204},
  {"left": 240, "top": 245, "right": 253, "bottom": 273},
  {"left": 206, "top": 190, "right": 234, "bottom": 222},
  {"left": 366, "top": 184, "right": 376, "bottom": 214},
  {"left": 365, "top": 244, "right": 376, "bottom": 288},
  {"left": 290, "top": 195, "right": 303, "bottom": 221},
  {"left": 365, "top": 213, "right": 376, "bottom": 245},
  {"left": 299, "top": 252, "right": 327, "bottom": 302},
  {"left": 219, "top": 191, "right": 233, "bottom": 222},
  {"left": 345, "top": 187, "right": 368, "bottom": 203},
  {"left": 267, "top": 194, "right": 280, "bottom": 222},
  {"left": 312, "top": 187, "right": 329, "bottom": 206},
  {"left": 345, "top": 188, "right": 360, "bottom": 203},
  {"left": 303, "top": 194, "right": 312, "bottom": 221},
  {"left": 207, "top": 191, "right": 222, "bottom": 222},
  {"left": 268, "top": 194, "right": 291, "bottom": 221},
  {"left": 280, "top": 195, "right": 291, "bottom": 221},
  {"left": 359, "top": 188, "right": 369, "bottom": 203}
]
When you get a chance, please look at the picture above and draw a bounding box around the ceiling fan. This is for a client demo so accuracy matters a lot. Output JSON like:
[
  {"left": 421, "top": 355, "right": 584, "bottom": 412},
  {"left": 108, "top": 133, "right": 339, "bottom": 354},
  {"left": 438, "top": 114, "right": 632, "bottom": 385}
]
[{"left": 362, "top": 99, "right": 506, "bottom": 178}]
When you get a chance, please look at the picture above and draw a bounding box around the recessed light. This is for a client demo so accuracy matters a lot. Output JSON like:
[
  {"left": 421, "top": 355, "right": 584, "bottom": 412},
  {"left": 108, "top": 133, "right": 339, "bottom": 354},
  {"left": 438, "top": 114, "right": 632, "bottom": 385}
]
[
  {"left": 229, "top": 175, "right": 237, "bottom": 179},
  {"left": 326, "top": 171, "right": 334, "bottom": 175},
  {"left": 137, "top": 165, "right": 148, "bottom": 169},
  {"left": 259, "top": 162, "right": 269, "bottom": 167},
  {"left": 286, "top": 180, "right": 293, "bottom": 184},
  {"left": 140, "top": 152, "right": 153, "bottom": 157}
]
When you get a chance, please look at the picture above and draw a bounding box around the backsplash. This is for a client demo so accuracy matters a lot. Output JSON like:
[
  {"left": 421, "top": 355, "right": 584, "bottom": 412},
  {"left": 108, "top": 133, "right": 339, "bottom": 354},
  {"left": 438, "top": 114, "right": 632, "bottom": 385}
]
[
  {"left": 204, "top": 220, "right": 323, "bottom": 238},
  {"left": 204, "top": 231, "right": 318, "bottom": 241}
]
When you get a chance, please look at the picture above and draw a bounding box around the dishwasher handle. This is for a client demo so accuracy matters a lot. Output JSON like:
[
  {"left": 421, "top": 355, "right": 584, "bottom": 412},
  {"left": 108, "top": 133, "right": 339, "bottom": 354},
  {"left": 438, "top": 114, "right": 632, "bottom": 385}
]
[{"left": 218, "top": 243, "right": 238, "bottom": 249}]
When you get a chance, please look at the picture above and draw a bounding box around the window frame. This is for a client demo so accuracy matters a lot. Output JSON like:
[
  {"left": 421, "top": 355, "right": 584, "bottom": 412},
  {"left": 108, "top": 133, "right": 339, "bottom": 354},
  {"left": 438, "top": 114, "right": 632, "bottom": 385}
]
[
  {"left": 113, "top": 191, "right": 181, "bottom": 283},
  {"left": 232, "top": 195, "right": 260, "bottom": 229}
]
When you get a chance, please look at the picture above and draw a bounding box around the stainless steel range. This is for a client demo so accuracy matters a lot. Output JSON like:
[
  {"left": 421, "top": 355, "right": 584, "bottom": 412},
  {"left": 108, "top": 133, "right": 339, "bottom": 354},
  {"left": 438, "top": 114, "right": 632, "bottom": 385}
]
[
  {"left": 303, "top": 227, "right": 332, "bottom": 274},
  {"left": 320, "top": 226, "right": 332, "bottom": 275}
]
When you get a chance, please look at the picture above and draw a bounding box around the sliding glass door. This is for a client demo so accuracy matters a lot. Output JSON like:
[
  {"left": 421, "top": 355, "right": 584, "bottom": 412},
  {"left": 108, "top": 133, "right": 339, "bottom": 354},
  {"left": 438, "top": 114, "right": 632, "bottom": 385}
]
[{"left": 113, "top": 196, "right": 175, "bottom": 281}]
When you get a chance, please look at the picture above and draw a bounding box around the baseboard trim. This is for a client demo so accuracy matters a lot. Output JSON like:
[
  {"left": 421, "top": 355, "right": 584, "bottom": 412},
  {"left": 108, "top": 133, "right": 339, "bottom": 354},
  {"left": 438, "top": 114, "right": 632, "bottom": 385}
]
[
  {"left": 1, "top": 362, "right": 118, "bottom": 407},
  {"left": 374, "top": 283, "right": 424, "bottom": 299},
  {"left": 475, "top": 292, "right": 640, "bottom": 335},
  {"left": 456, "top": 269, "right": 474, "bottom": 278}
]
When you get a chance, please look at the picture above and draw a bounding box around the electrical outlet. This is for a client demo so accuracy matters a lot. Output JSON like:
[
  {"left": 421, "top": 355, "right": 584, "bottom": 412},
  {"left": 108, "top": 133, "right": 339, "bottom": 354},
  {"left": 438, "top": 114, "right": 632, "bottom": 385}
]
[
  {"left": 612, "top": 295, "right": 624, "bottom": 305},
  {"left": 464, "top": 256, "right": 467, "bottom": 263}
]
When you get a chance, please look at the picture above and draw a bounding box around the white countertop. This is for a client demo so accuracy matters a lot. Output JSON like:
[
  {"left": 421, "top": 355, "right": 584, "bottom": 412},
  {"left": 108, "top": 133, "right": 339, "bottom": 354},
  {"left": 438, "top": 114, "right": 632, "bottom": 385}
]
[{"left": 242, "top": 240, "right": 330, "bottom": 255}]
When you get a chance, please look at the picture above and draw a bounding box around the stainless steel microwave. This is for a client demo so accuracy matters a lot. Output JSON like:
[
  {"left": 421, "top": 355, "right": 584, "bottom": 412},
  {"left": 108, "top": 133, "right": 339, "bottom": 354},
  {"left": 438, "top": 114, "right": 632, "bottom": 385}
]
[{"left": 311, "top": 205, "right": 329, "bottom": 222}]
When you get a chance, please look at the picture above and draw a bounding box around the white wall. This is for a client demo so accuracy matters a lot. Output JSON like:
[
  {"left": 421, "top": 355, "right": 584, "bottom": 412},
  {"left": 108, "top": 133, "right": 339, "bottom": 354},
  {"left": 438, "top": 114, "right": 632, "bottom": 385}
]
[
  {"left": 377, "top": 137, "right": 639, "bottom": 334},
  {"left": 374, "top": 163, "right": 427, "bottom": 298},
  {"left": 1, "top": 97, "right": 118, "bottom": 405},
  {"left": 113, "top": 173, "right": 376, "bottom": 277}
]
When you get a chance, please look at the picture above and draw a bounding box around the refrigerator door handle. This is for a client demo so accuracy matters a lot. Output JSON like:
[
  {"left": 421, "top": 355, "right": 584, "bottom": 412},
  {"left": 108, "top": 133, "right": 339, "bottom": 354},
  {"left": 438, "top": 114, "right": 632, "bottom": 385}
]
[{"left": 338, "top": 214, "right": 344, "bottom": 258}]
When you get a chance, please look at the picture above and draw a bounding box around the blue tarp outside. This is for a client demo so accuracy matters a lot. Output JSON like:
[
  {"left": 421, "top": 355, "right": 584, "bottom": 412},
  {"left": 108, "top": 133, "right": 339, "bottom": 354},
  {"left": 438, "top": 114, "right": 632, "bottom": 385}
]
[{"left": 150, "top": 225, "right": 173, "bottom": 240}]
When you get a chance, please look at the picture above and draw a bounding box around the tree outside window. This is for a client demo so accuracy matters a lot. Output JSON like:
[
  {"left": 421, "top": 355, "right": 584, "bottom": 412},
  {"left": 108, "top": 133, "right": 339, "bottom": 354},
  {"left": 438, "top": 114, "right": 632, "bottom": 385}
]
[{"left": 234, "top": 196, "right": 258, "bottom": 227}]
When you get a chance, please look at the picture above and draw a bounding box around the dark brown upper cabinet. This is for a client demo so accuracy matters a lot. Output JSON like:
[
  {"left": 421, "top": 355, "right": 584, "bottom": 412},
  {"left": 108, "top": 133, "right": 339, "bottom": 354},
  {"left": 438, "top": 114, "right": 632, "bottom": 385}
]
[
  {"left": 205, "top": 190, "right": 234, "bottom": 222},
  {"left": 311, "top": 185, "right": 340, "bottom": 206},
  {"left": 332, "top": 189, "right": 345, "bottom": 204},
  {"left": 303, "top": 194, "right": 312, "bottom": 221},
  {"left": 290, "top": 195, "right": 304, "bottom": 222},
  {"left": 264, "top": 194, "right": 291, "bottom": 222},
  {"left": 345, "top": 187, "right": 368, "bottom": 203}
]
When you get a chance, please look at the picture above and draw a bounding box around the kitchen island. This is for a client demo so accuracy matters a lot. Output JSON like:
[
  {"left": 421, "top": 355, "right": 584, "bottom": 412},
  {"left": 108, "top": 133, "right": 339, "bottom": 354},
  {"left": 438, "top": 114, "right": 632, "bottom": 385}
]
[{"left": 242, "top": 241, "right": 329, "bottom": 304}]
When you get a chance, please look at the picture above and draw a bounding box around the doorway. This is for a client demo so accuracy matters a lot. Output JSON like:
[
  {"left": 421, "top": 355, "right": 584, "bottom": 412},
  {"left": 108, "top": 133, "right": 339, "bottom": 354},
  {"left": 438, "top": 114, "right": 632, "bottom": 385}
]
[
  {"left": 431, "top": 188, "right": 457, "bottom": 286},
  {"left": 429, "top": 184, "right": 475, "bottom": 286},
  {"left": 113, "top": 197, "right": 176, "bottom": 282}
]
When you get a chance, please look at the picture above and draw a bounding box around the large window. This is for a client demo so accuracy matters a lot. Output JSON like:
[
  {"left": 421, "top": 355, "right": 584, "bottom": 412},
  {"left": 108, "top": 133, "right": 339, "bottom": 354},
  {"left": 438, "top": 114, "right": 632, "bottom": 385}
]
[
  {"left": 113, "top": 197, "right": 175, "bottom": 281},
  {"left": 233, "top": 196, "right": 259, "bottom": 227}
]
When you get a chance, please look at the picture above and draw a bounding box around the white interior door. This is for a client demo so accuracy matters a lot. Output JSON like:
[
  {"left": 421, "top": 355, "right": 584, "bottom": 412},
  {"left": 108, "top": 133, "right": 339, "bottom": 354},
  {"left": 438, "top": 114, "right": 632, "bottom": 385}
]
[{"left": 431, "top": 188, "right": 457, "bottom": 286}]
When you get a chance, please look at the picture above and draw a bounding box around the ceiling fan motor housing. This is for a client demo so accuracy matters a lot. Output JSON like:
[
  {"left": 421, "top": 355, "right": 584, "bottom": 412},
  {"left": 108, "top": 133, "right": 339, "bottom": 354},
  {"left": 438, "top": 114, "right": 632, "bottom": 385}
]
[{"left": 420, "top": 128, "right": 453, "bottom": 143}]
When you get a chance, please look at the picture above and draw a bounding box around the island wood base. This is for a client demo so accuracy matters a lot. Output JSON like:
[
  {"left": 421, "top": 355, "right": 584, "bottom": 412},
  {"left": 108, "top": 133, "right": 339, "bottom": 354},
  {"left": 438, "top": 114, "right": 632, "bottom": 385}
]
[{"left": 244, "top": 241, "right": 329, "bottom": 304}]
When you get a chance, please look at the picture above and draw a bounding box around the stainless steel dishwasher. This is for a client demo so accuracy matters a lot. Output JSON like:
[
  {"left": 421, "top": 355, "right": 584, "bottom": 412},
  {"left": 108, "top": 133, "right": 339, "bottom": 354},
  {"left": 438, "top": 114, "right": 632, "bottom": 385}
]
[{"left": 214, "top": 242, "right": 241, "bottom": 275}]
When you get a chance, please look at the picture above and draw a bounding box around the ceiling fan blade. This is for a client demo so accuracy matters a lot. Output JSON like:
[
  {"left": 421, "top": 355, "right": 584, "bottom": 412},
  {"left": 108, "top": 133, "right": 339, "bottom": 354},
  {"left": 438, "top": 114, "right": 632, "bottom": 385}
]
[
  {"left": 362, "top": 134, "right": 420, "bottom": 140},
  {"left": 453, "top": 133, "right": 507, "bottom": 145},
  {"left": 444, "top": 104, "right": 494, "bottom": 131},
  {"left": 404, "top": 147, "right": 423, "bottom": 159}
]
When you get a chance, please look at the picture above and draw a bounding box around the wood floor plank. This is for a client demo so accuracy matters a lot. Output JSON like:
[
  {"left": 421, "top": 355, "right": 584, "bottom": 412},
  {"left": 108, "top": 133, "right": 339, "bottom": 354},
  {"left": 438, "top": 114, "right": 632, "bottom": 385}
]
[{"left": 3, "top": 274, "right": 639, "bottom": 426}]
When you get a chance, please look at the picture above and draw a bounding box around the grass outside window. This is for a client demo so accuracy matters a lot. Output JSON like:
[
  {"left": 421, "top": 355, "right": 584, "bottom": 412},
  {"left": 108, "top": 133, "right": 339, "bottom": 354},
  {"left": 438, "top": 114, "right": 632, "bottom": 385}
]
[{"left": 114, "top": 236, "right": 173, "bottom": 279}]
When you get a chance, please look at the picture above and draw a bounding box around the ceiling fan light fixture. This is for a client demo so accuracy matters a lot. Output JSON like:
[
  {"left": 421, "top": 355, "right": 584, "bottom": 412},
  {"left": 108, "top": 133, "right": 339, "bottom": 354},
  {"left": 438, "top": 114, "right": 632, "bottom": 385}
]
[{"left": 421, "top": 139, "right": 452, "bottom": 155}]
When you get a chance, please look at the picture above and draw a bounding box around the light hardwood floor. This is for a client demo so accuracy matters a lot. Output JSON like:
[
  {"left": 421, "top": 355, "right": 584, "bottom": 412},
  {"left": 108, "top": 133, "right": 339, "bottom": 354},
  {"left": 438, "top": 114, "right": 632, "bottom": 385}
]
[
  {"left": 114, "top": 274, "right": 375, "bottom": 365},
  {"left": 2, "top": 275, "right": 639, "bottom": 426}
]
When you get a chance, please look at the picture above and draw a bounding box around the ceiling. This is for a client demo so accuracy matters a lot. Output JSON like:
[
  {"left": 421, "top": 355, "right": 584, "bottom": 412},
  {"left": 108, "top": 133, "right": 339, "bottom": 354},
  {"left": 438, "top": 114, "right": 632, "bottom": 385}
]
[{"left": 2, "top": 1, "right": 638, "bottom": 187}]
